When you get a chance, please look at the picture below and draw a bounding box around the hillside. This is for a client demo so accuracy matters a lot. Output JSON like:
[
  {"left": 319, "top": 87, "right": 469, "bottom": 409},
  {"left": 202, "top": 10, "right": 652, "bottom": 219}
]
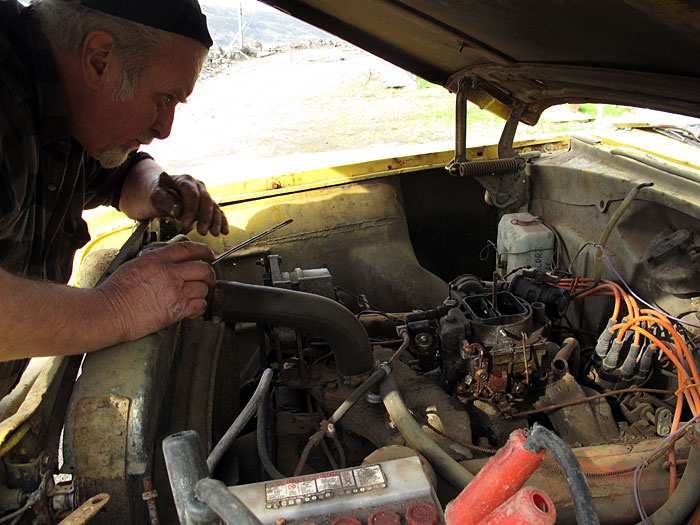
[{"left": 201, "top": 4, "right": 338, "bottom": 48}]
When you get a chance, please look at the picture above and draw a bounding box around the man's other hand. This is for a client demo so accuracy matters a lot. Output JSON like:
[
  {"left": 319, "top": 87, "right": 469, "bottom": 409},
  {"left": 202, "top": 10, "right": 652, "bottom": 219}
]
[
  {"left": 97, "top": 242, "right": 216, "bottom": 341},
  {"left": 149, "top": 172, "right": 229, "bottom": 236}
]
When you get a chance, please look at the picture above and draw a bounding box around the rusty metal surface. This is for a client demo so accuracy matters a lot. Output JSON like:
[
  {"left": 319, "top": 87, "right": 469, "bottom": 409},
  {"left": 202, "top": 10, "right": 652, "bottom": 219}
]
[
  {"left": 57, "top": 494, "right": 110, "bottom": 525},
  {"left": 141, "top": 476, "right": 159, "bottom": 525},
  {"left": 63, "top": 329, "right": 179, "bottom": 524},
  {"left": 74, "top": 396, "right": 130, "bottom": 482},
  {"left": 536, "top": 373, "right": 619, "bottom": 446}
]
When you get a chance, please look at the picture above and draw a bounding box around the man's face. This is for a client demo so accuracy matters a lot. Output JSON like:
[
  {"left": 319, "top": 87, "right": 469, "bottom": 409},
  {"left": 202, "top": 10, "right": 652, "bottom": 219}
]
[{"left": 90, "top": 36, "right": 206, "bottom": 168}]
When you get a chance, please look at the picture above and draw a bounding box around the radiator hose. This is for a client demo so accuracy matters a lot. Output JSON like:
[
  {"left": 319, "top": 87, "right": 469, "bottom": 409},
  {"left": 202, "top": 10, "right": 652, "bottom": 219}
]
[{"left": 209, "top": 281, "right": 374, "bottom": 380}]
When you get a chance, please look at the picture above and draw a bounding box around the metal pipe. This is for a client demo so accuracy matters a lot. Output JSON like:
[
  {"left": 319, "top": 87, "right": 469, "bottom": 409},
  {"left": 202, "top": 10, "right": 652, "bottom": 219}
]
[
  {"left": 379, "top": 374, "right": 474, "bottom": 490},
  {"left": 551, "top": 337, "right": 580, "bottom": 377},
  {"left": 210, "top": 281, "right": 374, "bottom": 381},
  {"left": 207, "top": 368, "right": 274, "bottom": 474},
  {"left": 194, "top": 478, "right": 262, "bottom": 525},
  {"left": 162, "top": 431, "right": 217, "bottom": 525},
  {"left": 454, "top": 80, "right": 468, "bottom": 164}
]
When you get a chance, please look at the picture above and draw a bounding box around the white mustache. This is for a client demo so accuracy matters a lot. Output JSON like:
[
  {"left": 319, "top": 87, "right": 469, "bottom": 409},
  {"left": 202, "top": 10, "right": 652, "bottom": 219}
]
[{"left": 135, "top": 131, "right": 157, "bottom": 145}]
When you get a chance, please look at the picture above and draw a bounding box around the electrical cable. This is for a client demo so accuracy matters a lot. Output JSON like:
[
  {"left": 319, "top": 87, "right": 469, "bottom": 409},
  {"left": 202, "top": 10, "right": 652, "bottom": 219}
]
[
  {"left": 597, "top": 244, "right": 700, "bottom": 329},
  {"left": 568, "top": 241, "right": 597, "bottom": 274}
]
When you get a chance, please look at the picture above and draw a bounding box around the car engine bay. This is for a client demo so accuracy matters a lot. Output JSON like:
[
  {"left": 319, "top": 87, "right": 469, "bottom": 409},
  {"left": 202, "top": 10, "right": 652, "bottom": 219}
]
[{"left": 1, "top": 136, "right": 698, "bottom": 524}]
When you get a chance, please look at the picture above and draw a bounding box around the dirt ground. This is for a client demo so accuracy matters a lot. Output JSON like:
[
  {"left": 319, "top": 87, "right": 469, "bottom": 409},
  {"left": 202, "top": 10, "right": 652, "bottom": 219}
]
[
  {"left": 142, "top": 45, "right": 676, "bottom": 188},
  {"left": 143, "top": 46, "right": 461, "bottom": 187}
]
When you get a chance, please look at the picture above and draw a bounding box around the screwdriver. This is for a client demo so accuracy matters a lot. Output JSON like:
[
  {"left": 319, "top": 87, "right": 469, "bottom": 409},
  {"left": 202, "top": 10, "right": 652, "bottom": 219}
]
[{"left": 211, "top": 218, "right": 293, "bottom": 266}]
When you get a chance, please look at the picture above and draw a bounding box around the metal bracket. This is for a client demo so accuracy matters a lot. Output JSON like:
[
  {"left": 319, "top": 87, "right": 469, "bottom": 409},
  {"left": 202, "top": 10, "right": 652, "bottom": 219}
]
[
  {"left": 498, "top": 105, "right": 525, "bottom": 159},
  {"left": 446, "top": 75, "right": 476, "bottom": 175},
  {"left": 446, "top": 77, "right": 530, "bottom": 208},
  {"left": 450, "top": 158, "right": 530, "bottom": 209}
]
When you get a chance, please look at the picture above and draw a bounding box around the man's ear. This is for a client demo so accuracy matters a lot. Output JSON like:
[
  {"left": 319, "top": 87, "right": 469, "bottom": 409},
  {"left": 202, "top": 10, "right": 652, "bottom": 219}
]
[{"left": 81, "top": 30, "right": 117, "bottom": 91}]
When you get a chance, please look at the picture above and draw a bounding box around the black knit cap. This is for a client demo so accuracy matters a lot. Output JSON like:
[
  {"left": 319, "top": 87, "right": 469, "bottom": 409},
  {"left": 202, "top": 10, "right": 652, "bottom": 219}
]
[{"left": 80, "top": 0, "right": 213, "bottom": 48}]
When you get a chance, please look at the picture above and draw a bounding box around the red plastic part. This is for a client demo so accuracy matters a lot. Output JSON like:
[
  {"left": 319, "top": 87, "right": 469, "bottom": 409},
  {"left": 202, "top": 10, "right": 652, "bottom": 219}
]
[
  {"left": 332, "top": 517, "right": 362, "bottom": 525},
  {"left": 368, "top": 509, "right": 401, "bottom": 524},
  {"left": 406, "top": 501, "right": 439, "bottom": 525},
  {"left": 476, "top": 487, "right": 556, "bottom": 525},
  {"left": 444, "top": 429, "right": 545, "bottom": 525}
]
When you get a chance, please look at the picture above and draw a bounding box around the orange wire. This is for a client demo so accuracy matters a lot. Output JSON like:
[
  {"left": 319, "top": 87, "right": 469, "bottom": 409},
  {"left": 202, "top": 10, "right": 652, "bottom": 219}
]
[
  {"left": 604, "top": 280, "right": 637, "bottom": 322},
  {"left": 623, "top": 328, "right": 698, "bottom": 414},
  {"left": 668, "top": 393, "right": 684, "bottom": 495},
  {"left": 561, "top": 279, "right": 697, "bottom": 497},
  {"left": 613, "top": 314, "right": 700, "bottom": 409},
  {"left": 571, "top": 284, "right": 622, "bottom": 320}
]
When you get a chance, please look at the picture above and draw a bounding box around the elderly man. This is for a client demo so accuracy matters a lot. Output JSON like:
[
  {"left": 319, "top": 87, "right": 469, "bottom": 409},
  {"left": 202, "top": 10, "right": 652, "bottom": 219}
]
[{"left": 0, "top": 0, "right": 227, "bottom": 389}]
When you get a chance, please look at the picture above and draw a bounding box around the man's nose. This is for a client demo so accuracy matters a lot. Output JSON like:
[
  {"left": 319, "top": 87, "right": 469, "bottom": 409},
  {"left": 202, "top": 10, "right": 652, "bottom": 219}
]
[{"left": 152, "top": 105, "right": 176, "bottom": 140}]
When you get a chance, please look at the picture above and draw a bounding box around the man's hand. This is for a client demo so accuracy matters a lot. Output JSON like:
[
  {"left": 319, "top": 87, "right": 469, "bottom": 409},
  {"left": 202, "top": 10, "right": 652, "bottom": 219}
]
[
  {"left": 119, "top": 159, "right": 229, "bottom": 236},
  {"left": 150, "top": 172, "right": 229, "bottom": 236},
  {"left": 97, "top": 242, "right": 216, "bottom": 341}
]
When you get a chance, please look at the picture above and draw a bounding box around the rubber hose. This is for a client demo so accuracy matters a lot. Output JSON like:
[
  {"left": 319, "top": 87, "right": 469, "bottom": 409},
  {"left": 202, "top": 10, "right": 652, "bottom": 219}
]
[
  {"left": 379, "top": 374, "right": 474, "bottom": 490},
  {"left": 640, "top": 422, "right": 700, "bottom": 525},
  {"left": 330, "top": 363, "right": 391, "bottom": 424},
  {"left": 211, "top": 281, "right": 374, "bottom": 379},
  {"left": 593, "top": 182, "right": 652, "bottom": 282},
  {"left": 256, "top": 387, "right": 285, "bottom": 479},
  {"left": 195, "top": 478, "right": 262, "bottom": 525},
  {"left": 207, "top": 368, "right": 273, "bottom": 474},
  {"left": 525, "top": 424, "right": 599, "bottom": 525}
]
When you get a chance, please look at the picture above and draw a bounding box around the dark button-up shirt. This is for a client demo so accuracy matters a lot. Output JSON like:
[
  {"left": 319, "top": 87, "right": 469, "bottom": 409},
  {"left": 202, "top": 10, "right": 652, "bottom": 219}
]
[
  {"left": 0, "top": 0, "right": 149, "bottom": 283},
  {"left": 0, "top": 0, "right": 150, "bottom": 395}
]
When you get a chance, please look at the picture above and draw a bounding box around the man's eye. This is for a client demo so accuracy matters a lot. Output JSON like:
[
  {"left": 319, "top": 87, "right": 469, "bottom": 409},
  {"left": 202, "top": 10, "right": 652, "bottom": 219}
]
[{"left": 158, "top": 94, "right": 174, "bottom": 109}]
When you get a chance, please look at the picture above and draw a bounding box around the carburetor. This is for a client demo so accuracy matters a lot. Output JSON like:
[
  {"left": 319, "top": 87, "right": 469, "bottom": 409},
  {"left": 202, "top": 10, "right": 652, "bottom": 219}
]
[{"left": 403, "top": 273, "right": 568, "bottom": 411}]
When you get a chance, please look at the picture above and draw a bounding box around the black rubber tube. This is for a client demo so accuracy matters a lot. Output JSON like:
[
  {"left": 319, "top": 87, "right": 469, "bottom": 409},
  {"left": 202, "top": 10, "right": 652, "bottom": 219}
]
[
  {"left": 211, "top": 281, "right": 373, "bottom": 379},
  {"left": 256, "top": 387, "right": 285, "bottom": 480},
  {"left": 195, "top": 478, "right": 262, "bottom": 525},
  {"left": 525, "top": 424, "right": 599, "bottom": 525},
  {"left": 379, "top": 374, "right": 474, "bottom": 490},
  {"left": 640, "top": 422, "right": 700, "bottom": 525}
]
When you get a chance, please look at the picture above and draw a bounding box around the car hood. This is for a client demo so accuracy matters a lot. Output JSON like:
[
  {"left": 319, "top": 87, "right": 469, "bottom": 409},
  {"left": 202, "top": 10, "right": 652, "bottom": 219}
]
[{"left": 258, "top": 0, "right": 700, "bottom": 125}]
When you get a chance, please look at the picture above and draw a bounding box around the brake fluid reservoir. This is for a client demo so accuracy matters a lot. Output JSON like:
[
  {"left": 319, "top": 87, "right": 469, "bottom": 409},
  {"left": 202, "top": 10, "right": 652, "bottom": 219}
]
[{"left": 497, "top": 212, "right": 554, "bottom": 276}]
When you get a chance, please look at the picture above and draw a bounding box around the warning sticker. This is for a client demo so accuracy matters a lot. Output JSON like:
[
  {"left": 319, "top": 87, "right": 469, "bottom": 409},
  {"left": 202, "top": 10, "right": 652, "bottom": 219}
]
[
  {"left": 340, "top": 470, "right": 356, "bottom": 488},
  {"left": 354, "top": 465, "right": 385, "bottom": 488},
  {"left": 317, "top": 475, "right": 343, "bottom": 492},
  {"left": 264, "top": 464, "right": 386, "bottom": 508}
]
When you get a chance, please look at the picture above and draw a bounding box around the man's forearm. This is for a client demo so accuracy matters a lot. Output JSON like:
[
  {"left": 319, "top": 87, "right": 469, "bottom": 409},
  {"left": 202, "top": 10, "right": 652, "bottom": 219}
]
[{"left": 0, "top": 268, "right": 124, "bottom": 361}]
